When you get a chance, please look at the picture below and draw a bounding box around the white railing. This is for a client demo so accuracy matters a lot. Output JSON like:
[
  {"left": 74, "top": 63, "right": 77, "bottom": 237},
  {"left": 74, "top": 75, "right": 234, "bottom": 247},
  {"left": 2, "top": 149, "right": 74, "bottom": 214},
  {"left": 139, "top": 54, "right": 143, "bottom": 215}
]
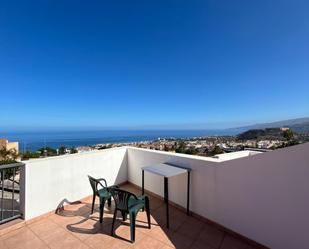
[
  {"left": 0, "top": 162, "right": 23, "bottom": 224},
  {"left": 20, "top": 143, "right": 309, "bottom": 249}
]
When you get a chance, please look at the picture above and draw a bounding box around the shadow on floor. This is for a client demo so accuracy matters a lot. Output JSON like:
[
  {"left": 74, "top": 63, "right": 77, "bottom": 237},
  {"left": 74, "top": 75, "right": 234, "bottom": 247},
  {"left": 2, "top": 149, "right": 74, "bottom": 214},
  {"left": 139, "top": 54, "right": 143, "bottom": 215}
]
[{"left": 56, "top": 185, "right": 258, "bottom": 249}]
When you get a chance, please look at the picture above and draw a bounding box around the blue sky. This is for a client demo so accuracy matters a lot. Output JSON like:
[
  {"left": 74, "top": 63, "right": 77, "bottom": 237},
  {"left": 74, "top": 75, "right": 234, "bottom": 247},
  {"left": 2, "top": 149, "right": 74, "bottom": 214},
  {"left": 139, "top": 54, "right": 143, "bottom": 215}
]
[{"left": 0, "top": 0, "right": 308, "bottom": 131}]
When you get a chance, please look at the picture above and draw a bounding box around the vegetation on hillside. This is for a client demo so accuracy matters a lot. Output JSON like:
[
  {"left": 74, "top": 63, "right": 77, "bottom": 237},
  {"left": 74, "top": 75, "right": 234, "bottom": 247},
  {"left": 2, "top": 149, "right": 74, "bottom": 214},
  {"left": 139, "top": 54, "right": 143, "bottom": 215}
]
[
  {"left": 237, "top": 128, "right": 297, "bottom": 141},
  {"left": 0, "top": 148, "right": 19, "bottom": 180},
  {"left": 20, "top": 145, "right": 78, "bottom": 160},
  {"left": 208, "top": 145, "right": 224, "bottom": 156},
  {"left": 0, "top": 148, "right": 18, "bottom": 165},
  {"left": 175, "top": 141, "right": 199, "bottom": 155}
]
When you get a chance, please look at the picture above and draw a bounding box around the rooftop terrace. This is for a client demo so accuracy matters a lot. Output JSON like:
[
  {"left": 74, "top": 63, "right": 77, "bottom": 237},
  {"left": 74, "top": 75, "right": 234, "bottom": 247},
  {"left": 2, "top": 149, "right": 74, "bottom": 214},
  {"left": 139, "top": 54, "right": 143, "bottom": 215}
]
[
  {"left": 0, "top": 183, "right": 258, "bottom": 249},
  {"left": 0, "top": 143, "right": 308, "bottom": 249}
]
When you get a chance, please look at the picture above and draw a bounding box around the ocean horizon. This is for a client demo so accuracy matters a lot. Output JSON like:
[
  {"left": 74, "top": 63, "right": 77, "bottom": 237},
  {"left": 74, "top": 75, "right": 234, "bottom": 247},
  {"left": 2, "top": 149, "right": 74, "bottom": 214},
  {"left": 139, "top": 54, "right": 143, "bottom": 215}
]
[{"left": 0, "top": 129, "right": 236, "bottom": 152}]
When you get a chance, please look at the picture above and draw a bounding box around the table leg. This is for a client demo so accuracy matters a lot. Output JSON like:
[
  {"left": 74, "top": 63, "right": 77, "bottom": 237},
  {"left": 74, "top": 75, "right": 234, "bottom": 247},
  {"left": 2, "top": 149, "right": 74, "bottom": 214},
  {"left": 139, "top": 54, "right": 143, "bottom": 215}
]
[
  {"left": 142, "top": 170, "right": 144, "bottom": 195},
  {"left": 164, "top": 177, "right": 169, "bottom": 228},
  {"left": 187, "top": 171, "right": 190, "bottom": 215}
]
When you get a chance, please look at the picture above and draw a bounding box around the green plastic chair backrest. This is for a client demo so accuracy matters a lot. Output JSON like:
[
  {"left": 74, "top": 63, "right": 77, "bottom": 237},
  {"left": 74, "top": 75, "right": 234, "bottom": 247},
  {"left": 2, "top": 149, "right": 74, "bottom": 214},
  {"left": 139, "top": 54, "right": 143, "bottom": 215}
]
[
  {"left": 109, "top": 188, "right": 136, "bottom": 211},
  {"left": 88, "top": 175, "right": 104, "bottom": 194}
]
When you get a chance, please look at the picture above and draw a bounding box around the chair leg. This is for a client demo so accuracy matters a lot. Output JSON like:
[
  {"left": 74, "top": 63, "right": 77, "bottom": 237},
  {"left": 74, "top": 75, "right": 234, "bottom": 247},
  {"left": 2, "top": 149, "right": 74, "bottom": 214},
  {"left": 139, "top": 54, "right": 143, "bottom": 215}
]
[
  {"left": 111, "top": 208, "right": 117, "bottom": 236},
  {"left": 129, "top": 212, "right": 136, "bottom": 243},
  {"left": 91, "top": 194, "right": 96, "bottom": 214},
  {"left": 99, "top": 198, "right": 105, "bottom": 223},
  {"left": 122, "top": 211, "right": 127, "bottom": 221},
  {"left": 108, "top": 197, "right": 112, "bottom": 207},
  {"left": 145, "top": 196, "right": 151, "bottom": 229}
]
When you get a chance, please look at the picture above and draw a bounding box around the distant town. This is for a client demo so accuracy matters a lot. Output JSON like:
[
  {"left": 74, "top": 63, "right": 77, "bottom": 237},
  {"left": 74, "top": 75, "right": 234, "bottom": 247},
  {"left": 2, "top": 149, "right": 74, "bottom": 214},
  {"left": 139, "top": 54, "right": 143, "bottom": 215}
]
[
  {"left": 87, "top": 127, "right": 308, "bottom": 157},
  {"left": 1, "top": 127, "right": 308, "bottom": 162}
]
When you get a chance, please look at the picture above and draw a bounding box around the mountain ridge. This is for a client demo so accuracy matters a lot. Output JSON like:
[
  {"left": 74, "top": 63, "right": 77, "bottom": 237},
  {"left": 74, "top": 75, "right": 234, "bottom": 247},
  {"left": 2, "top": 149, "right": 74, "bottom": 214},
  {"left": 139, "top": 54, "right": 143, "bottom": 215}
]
[{"left": 229, "top": 117, "right": 309, "bottom": 134}]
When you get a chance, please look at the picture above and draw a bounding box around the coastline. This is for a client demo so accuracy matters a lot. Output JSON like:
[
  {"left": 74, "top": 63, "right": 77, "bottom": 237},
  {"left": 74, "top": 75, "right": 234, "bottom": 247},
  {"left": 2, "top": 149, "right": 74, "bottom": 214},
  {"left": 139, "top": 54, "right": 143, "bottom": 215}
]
[{"left": 0, "top": 129, "right": 234, "bottom": 152}]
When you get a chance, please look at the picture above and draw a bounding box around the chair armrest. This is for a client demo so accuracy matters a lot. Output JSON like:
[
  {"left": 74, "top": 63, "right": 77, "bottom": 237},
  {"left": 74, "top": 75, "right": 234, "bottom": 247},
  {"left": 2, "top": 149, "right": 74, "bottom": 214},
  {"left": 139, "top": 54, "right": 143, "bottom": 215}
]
[
  {"left": 106, "top": 185, "right": 119, "bottom": 192},
  {"left": 97, "top": 178, "right": 108, "bottom": 187}
]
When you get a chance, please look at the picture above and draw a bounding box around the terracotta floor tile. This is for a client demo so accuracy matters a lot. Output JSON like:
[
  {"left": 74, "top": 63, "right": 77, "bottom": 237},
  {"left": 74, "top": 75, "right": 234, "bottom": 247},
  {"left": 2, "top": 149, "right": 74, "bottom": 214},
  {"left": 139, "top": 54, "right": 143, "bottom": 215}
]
[
  {"left": 168, "top": 216, "right": 187, "bottom": 231},
  {"left": 168, "top": 231, "right": 195, "bottom": 249},
  {"left": 25, "top": 213, "right": 52, "bottom": 226},
  {"left": 176, "top": 216, "right": 205, "bottom": 239},
  {"left": 149, "top": 198, "right": 164, "bottom": 211},
  {"left": 0, "top": 238, "right": 9, "bottom": 249},
  {"left": 66, "top": 218, "right": 100, "bottom": 241},
  {"left": 87, "top": 210, "right": 116, "bottom": 226},
  {"left": 1, "top": 226, "right": 37, "bottom": 240},
  {"left": 2, "top": 227, "right": 47, "bottom": 249},
  {"left": 151, "top": 205, "right": 185, "bottom": 230},
  {"left": 83, "top": 233, "right": 119, "bottom": 249},
  {"left": 134, "top": 222, "right": 158, "bottom": 237},
  {"left": 136, "top": 210, "right": 158, "bottom": 227},
  {"left": 105, "top": 239, "right": 131, "bottom": 249},
  {"left": 196, "top": 223, "right": 224, "bottom": 248},
  {"left": 134, "top": 222, "right": 154, "bottom": 235},
  {"left": 122, "top": 187, "right": 139, "bottom": 194},
  {"left": 74, "top": 205, "right": 93, "bottom": 216},
  {"left": 28, "top": 217, "right": 60, "bottom": 238},
  {"left": 151, "top": 206, "right": 168, "bottom": 225},
  {"left": 86, "top": 217, "right": 111, "bottom": 233},
  {"left": 122, "top": 185, "right": 142, "bottom": 195},
  {"left": 142, "top": 226, "right": 174, "bottom": 247},
  {"left": 7, "top": 237, "right": 49, "bottom": 249},
  {"left": 44, "top": 228, "right": 89, "bottom": 249},
  {"left": 133, "top": 235, "right": 171, "bottom": 249},
  {"left": 190, "top": 240, "right": 216, "bottom": 249},
  {"left": 220, "top": 235, "right": 255, "bottom": 249},
  {"left": 49, "top": 212, "right": 86, "bottom": 227},
  {"left": 38, "top": 225, "right": 70, "bottom": 244},
  {"left": 170, "top": 208, "right": 190, "bottom": 224},
  {"left": 111, "top": 223, "right": 146, "bottom": 244},
  {"left": 101, "top": 218, "right": 123, "bottom": 234}
]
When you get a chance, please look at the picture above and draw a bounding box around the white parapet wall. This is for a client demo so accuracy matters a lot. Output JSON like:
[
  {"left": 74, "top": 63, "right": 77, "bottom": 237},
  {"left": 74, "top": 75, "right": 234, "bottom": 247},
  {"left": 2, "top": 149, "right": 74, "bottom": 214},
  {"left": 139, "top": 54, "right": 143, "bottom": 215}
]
[
  {"left": 22, "top": 147, "right": 127, "bottom": 220},
  {"left": 215, "top": 143, "right": 309, "bottom": 249},
  {"left": 127, "top": 147, "right": 220, "bottom": 212},
  {"left": 127, "top": 143, "right": 309, "bottom": 249}
]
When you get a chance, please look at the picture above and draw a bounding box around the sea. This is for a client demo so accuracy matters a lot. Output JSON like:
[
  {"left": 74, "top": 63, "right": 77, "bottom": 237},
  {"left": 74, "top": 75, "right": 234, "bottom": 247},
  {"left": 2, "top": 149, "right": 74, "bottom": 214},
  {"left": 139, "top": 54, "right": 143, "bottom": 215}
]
[{"left": 0, "top": 130, "right": 235, "bottom": 152}]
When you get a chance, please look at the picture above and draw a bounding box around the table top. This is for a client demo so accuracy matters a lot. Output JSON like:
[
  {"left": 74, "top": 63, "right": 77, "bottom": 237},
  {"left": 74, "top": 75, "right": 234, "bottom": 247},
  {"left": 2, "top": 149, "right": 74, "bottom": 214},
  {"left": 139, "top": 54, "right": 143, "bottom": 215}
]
[{"left": 142, "top": 163, "right": 189, "bottom": 178}]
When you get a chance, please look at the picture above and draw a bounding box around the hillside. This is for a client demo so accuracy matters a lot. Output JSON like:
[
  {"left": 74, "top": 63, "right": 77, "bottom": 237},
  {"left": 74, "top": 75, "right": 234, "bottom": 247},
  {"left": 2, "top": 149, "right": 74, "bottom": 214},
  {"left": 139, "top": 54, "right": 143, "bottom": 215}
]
[
  {"left": 230, "top": 117, "right": 309, "bottom": 134},
  {"left": 237, "top": 128, "right": 287, "bottom": 140}
]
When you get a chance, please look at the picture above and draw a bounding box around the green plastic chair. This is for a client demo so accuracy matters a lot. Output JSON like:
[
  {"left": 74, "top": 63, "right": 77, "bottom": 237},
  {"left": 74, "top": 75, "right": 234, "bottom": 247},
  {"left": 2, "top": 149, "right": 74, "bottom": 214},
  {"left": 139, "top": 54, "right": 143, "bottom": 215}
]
[
  {"left": 88, "top": 175, "right": 117, "bottom": 223},
  {"left": 109, "top": 187, "right": 151, "bottom": 242}
]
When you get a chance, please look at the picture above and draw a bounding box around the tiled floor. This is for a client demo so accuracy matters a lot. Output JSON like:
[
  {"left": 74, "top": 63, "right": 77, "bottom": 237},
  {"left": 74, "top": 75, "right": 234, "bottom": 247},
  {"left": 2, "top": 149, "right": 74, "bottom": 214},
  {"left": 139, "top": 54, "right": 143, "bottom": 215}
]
[{"left": 0, "top": 184, "right": 259, "bottom": 249}]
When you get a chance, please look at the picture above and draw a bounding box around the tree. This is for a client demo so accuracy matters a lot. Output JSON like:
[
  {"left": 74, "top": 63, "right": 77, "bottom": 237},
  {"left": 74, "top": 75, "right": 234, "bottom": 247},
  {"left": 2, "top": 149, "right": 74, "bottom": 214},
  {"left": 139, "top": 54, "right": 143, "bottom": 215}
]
[
  {"left": 0, "top": 148, "right": 19, "bottom": 180},
  {"left": 283, "top": 129, "right": 294, "bottom": 141},
  {"left": 20, "top": 151, "right": 40, "bottom": 160},
  {"left": 0, "top": 148, "right": 18, "bottom": 162},
  {"left": 185, "top": 147, "right": 199, "bottom": 155},
  {"left": 38, "top": 147, "right": 57, "bottom": 157},
  {"left": 58, "top": 146, "right": 66, "bottom": 155},
  {"left": 208, "top": 146, "right": 224, "bottom": 156},
  {"left": 175, "top": 141, "right": 186, "bottom": 153},
  {"left": 70, "top": 147, "right": 78, "bottom": 154},
  {"left": 175, "top": 142, "right": 199, "bottom": 155},
  {"left": 163, "top": 144, "right": 169, "bottom": 151}
]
